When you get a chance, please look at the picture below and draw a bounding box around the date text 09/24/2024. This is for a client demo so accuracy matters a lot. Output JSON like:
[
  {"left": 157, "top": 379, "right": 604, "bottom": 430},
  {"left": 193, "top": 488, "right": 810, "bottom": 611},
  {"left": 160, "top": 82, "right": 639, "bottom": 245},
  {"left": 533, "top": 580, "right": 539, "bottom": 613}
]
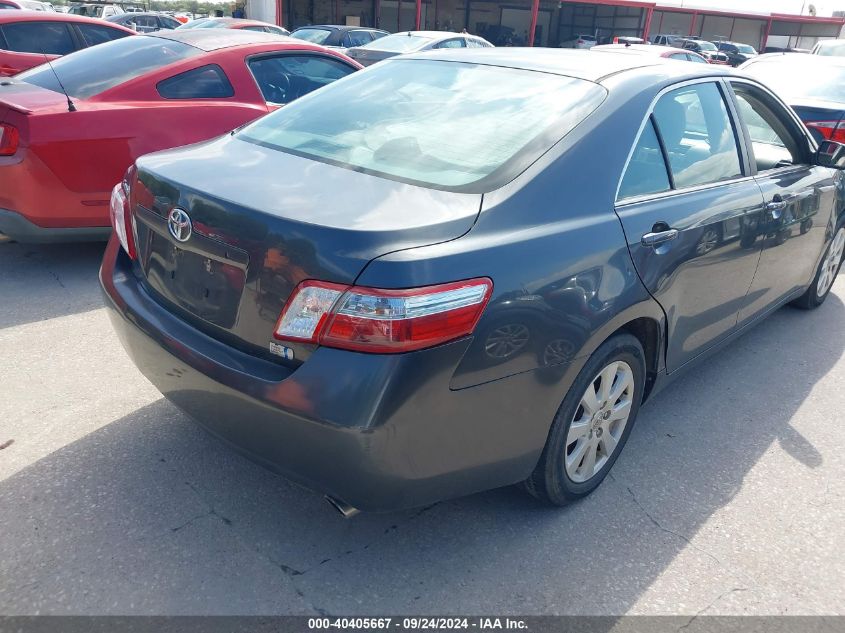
[{"left": 307, "top": 618, "right": 528, "bottom": 630}]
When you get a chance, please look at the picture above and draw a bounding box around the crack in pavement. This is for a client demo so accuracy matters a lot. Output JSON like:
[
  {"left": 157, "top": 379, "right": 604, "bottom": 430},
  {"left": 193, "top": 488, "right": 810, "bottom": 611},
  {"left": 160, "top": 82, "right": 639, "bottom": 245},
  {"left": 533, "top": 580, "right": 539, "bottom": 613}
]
[
  {"left": 175, "top": 481, "right": 438, "bottom": 616},
  {"left": 677, "top": 587, "right": 748, "bottom": 631}
]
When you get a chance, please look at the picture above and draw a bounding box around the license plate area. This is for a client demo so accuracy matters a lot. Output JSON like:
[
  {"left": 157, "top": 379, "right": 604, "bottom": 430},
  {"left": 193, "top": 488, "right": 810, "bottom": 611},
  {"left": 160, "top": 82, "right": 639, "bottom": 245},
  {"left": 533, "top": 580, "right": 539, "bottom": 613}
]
[{"left": 135, "top": 205, "right": 249, "bottom": 329}]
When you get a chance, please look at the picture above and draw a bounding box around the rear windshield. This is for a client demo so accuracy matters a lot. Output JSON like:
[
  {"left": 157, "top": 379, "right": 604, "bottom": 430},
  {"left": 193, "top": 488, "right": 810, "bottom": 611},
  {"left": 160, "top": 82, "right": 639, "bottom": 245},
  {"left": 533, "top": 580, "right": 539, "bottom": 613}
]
[
  {"left": 697, "top": 41, "right": 717, "bottom": 51},
  {"left": 237, "top": 58, "right": 607, "bottom": 191},
  {"left": 291, "top": 27, "right": 331, "bottom": 44},
  {"left": 743, "top": 60, "right": 845, "bottom": 103},
  {"left": 16, "top": 36, "right": 200, "bottom": 99},
  {"left": 364, "top": 33, "right": 431, "bottom": 52}
]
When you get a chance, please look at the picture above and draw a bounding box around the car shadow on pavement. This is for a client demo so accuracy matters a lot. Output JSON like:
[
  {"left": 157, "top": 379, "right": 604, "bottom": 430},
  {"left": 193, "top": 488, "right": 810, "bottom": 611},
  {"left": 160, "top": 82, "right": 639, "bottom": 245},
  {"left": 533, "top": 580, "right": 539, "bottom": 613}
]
[
  {"left": 0, "top": 240, "right": 107, "bottom": 330},
  {"left": 0, "top": 293, "right": 843, "bottom": 615}
]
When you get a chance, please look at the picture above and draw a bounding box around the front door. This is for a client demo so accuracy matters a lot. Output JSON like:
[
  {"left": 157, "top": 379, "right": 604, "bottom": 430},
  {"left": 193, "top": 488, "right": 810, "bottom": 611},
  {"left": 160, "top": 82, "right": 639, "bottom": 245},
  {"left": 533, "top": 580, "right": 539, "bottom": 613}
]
[
  {"left": 727, "top": 80, "right": 838, "bottom": 325},
  {"left": 615, "top": 80, "right": 767, "bottom": 372}
]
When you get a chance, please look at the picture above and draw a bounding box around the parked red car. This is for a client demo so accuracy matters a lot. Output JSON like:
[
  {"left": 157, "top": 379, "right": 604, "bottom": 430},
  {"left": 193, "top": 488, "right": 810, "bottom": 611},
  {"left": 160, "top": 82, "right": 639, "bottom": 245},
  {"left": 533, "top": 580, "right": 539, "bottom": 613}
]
[
  {"left": 0, "top": 11, "right": 134, "bottom": 76},
  {"left": 0, "top": 29, "right": 360, "bottom": 242}
]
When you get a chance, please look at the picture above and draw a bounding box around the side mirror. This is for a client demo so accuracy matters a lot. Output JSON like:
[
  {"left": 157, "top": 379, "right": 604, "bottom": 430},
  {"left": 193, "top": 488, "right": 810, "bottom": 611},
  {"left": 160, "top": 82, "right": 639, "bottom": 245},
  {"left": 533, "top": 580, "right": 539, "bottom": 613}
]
[{"left": 816, "top": 140, "right": 845, "bottom": 169}]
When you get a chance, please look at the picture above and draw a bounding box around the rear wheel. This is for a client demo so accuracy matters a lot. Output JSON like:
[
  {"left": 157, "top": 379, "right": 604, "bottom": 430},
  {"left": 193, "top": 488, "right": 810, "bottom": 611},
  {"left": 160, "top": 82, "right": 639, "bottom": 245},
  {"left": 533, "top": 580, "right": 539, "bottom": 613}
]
[
  {"left": 792, "top": 226, "right": 845, "bottom": 310},
  {"left": 524, "top": 333, "right": 645, "bottom": 506}
]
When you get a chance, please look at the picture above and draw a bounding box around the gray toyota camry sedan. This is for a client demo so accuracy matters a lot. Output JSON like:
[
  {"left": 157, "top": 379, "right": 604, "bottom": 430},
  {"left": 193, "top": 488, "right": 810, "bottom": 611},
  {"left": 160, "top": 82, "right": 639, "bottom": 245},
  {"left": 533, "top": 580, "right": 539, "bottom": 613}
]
[{"left": 101, "top": 49, "right": 845, "bottom": 514}]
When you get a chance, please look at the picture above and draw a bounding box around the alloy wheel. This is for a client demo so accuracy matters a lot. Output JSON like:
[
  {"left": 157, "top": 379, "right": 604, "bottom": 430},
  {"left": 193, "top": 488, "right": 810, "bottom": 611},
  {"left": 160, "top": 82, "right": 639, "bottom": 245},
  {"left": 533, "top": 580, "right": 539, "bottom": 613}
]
[
  {"left": 565, "top": 360, "right": 635, "bottom": 483},
  {"left": 817, "top": 227, "right": 845, "bottom": 299}
]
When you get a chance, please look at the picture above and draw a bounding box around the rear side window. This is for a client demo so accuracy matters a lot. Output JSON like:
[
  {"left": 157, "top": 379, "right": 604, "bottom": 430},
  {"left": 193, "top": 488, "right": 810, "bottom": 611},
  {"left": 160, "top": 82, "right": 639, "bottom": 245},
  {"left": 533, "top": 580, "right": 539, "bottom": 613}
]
[
  {"left": 248, "top": 53, "right": 354, "bottom": 104},
  {"left": 77, "top": 23, "right": 131, "bottom": 46},
  {"left": 160, "top": 16, "right": 181, "bottom": 29},
  {"left": 618, "top": 118, "right": 671, "bottom": 200},
  {"left": 237, "top": 58, "right": 607, "bottom": 191},
  {"left": 434, "top": 38, "right": 465, "bottom": 49},
  {"left": 16, "top": 36, "right": 201, "bottom": 98},
  {"left": 1, "top": 21, "right": 75, "bottom": 55},
  {"left": 157, "top": 64, "right": 234, "bottom": 99},
  {"left": 290, "top": 27, "right": 331, "bottom": 44},
  {"left": 652, "top": 82, "right": 742, "bottom": 189}
]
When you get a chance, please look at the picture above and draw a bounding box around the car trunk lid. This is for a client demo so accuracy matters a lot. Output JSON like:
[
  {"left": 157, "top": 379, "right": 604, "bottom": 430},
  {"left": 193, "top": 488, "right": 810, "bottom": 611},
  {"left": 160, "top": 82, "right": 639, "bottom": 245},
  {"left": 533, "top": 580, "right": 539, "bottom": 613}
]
[{"left": 130, "top": 134, "right": 482, "bottom": 364}]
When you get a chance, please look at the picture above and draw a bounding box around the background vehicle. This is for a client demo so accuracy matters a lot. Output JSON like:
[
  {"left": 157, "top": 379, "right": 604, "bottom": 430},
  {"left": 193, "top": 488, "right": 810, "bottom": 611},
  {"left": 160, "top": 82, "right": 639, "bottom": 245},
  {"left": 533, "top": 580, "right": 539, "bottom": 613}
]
[
  {"left": 177, "top": 17, "right": 289, "bottom": 35},
  {"left": 107, "top": 12, "right": 181, "bottom": 32},
  {"left": 716, "top": 40, "right": 757, "bottom": 66},
  {"left": 345, "top": 30, "right": 492, "bottom": 66},
  {"left": 0, "top": 29, "right": 360, "bottom": 241},
  {"left": 290, "top": 24, "right": 388, "bottom": 50},
  {"left": 560, "top": 33, "right": 596, "bottom": 48},
  {"left": 0, "top": 11, "right": 133, "bottom": 75},
  {"left": 679, "top": 38, "right": 730, "bottom": 64},
  {"left": 101, "top": 50, "right": 845, "bottom": 513},
  {"left": 610, "top": 35, "right": 644, "bottom": 45},
  {"left": 68, "top": 3, "right": 123, "bottom": 17},
  {"left": 651, "top": 33, "right": 685, "bottom": 46},
  {"left": 741, "top": 54, "right": 845, "bottom": 144},
  {"left": 812, "top": 39, "right": 845, "bottom": 56},
  {"left": 592, "top": 43, "right": 707, "bottom": 63}
]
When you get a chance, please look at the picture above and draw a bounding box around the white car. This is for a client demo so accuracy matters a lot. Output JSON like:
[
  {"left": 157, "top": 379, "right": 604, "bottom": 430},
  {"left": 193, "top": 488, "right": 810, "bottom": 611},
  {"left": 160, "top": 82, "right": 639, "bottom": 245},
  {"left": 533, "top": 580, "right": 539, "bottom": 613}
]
[
  {"left": 812, "top": 39, "right": 845, "bottom": 56},
  {"left": 67, "top": 2, "right": 123, "bottom": 17},
  {"left": 561, "top": 34, "right": 597, "bottom": 49}
]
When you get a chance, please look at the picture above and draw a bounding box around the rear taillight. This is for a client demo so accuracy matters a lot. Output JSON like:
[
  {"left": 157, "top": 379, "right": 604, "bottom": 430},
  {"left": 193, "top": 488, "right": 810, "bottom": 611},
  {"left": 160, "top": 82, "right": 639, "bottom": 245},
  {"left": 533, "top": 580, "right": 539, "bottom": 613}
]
[
  {"left": 805, "top": 120, "right": 845, "bottom": 143},
  {"left": 0, "top": 123, "right": 19, "bottom": 156},
  {"left": 109, "top": 166, "right": 137, "bottom": 259},
  {"left": 274, "top": 278, "right": 493, "bottom": 353}
]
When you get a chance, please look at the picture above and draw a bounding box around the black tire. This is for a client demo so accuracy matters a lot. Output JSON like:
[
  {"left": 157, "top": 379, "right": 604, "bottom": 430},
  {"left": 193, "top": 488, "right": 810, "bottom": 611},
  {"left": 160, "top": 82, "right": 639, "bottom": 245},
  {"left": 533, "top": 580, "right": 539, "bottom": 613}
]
[
  {"left": 791, "top": 225, "right": 845, "bottom": 310},
  {"left": 524, "top": 333, "right": 646, "bottom": 506}
]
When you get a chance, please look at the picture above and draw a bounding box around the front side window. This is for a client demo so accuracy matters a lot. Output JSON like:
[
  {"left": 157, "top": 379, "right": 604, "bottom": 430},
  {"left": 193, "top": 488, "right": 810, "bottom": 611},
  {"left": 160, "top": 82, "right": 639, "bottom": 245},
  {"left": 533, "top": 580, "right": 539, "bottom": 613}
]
[
  {"left": 78, "top": 23, "right": 131, "bottom": 45},
  {"left": 343, "top": 30, "right": 373, "bottom": 48},
  {"left": 652, "top": 82, "right": 742, "bottom": 189},
  {"left": 16, "top": 36, "right": 200, "bottom": 98},
  {"left": 248, "top": 53, "right": 355, "bottom": 104},
  {"left": 157, "top": 64, "right": 234, "bottom": 99},
  {"left": 1, "top": 21, "right": 75, "bottom": 54},
  {"left": 237, "top": 58, "right": 607, "bottom": 191},
  {"left": 618, "top": 118, "right": 671, "bottom": 200},
  {"left": 730, "top": 83, "right": 803, "bottom": 171}
]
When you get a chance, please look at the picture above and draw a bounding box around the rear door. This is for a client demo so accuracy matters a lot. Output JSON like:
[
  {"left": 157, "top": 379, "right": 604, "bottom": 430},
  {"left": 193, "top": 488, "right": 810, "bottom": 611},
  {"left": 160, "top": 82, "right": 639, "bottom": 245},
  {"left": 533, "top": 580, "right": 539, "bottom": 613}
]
[
  {"left": 615, "top": 79, "right": 767, "bottom": 372},
  {"left": 727, "top": 79, "right": 838, "bottom": 325}
]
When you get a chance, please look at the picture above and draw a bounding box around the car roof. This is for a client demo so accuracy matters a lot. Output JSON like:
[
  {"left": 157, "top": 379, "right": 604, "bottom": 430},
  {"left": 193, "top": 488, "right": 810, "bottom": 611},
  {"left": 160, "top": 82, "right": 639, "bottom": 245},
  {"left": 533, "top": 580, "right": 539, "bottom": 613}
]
[
  {"left": 149, "top": 27, "right": 296, "bottom": 51},
  {"left": 402, "top": 47, "right": 725, "bottom": 82},
  {"left": 593, "top": 44, "right": 687, "bottom": 56},
  {"left": 390, "top": 30, "right": 462, "bottom": 39},
  {"left": 0, "top": 9, "right": 126, "bottom": 24},
  {"left": 108, "top": 11, "right": 167, "bottom": 19},
  {"left": 294, "top": 24, "right": 383, "bottom": 32},
  {"left": 749, "top": 51, "right": 845, "bottom": 66}
]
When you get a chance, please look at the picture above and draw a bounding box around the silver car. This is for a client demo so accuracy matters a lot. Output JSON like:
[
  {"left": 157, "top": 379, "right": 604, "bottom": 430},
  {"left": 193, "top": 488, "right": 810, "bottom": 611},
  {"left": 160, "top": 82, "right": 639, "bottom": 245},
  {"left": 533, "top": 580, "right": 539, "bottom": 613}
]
[{"left": 344, "top": 30, "right": 492, "bottom": 66}]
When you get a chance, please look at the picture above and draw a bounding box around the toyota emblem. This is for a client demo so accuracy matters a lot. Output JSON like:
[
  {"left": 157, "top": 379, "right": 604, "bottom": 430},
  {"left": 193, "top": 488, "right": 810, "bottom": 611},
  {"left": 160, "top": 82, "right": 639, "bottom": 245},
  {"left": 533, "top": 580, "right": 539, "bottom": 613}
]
[{"left": 167, "top": 208, "right": 192, "bottom": 243}]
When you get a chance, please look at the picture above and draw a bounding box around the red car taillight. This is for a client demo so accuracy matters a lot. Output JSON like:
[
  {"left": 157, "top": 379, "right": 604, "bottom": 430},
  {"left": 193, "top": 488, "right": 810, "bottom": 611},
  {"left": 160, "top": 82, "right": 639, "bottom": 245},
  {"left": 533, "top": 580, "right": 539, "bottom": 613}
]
[
  {"left": 274, "top": 278, "right": 493, "bottom": 353},
  {"left": 805, "top": 120, "right": 845, "bottom": 143},
  {"left": 0, "top": 123, "right": 19, "bottom": 156},
  {"left": 109, "top": 166, "right": 137, "bottom": 259}
]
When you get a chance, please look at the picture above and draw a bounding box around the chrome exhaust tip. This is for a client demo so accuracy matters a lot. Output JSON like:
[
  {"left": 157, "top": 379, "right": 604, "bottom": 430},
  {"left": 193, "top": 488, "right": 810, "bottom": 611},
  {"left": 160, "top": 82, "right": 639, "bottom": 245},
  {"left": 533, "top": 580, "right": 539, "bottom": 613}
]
[{"left": 325, "top": 495, "right": 360, "bottom": 518}]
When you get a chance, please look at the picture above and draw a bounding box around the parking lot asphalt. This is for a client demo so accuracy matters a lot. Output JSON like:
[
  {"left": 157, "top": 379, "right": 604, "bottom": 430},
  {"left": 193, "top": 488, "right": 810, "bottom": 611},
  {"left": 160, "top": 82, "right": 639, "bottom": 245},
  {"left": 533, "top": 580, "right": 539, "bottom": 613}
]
[{"left": 0, "top": 239, "right": 843, "bottom": 616}]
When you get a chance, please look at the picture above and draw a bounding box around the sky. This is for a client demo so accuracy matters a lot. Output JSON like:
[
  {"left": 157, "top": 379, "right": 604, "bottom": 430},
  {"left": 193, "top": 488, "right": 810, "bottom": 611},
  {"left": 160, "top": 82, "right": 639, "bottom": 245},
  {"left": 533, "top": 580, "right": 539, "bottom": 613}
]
[{"left": 661, "top": 0, "right": 845, "bottom": 16}]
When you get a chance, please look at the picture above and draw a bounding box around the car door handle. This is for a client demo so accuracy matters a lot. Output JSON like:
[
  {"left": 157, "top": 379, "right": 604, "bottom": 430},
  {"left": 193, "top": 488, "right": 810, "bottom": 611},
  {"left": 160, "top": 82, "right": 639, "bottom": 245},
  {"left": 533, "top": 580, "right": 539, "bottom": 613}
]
[{"left": 641, "top": 229, "right": 679, "bottom": 247}]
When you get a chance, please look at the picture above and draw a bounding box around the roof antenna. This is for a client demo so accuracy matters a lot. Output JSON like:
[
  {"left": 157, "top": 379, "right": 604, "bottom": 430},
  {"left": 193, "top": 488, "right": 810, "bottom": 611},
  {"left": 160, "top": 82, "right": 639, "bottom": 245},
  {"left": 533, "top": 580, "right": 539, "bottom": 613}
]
[{"left": 40, "top": 48, "right": 75, "bottom": 112}]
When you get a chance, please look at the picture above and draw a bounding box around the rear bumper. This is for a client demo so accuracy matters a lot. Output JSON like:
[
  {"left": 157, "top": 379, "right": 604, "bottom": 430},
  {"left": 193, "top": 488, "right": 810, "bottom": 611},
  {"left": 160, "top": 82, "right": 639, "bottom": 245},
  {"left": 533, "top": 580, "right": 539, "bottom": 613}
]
[
  {"left": 0, "top": 208, "right": 111, "bottom": 243},
  {"left": 100, "top": 238, "right": 561, "bottom": 511}
]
